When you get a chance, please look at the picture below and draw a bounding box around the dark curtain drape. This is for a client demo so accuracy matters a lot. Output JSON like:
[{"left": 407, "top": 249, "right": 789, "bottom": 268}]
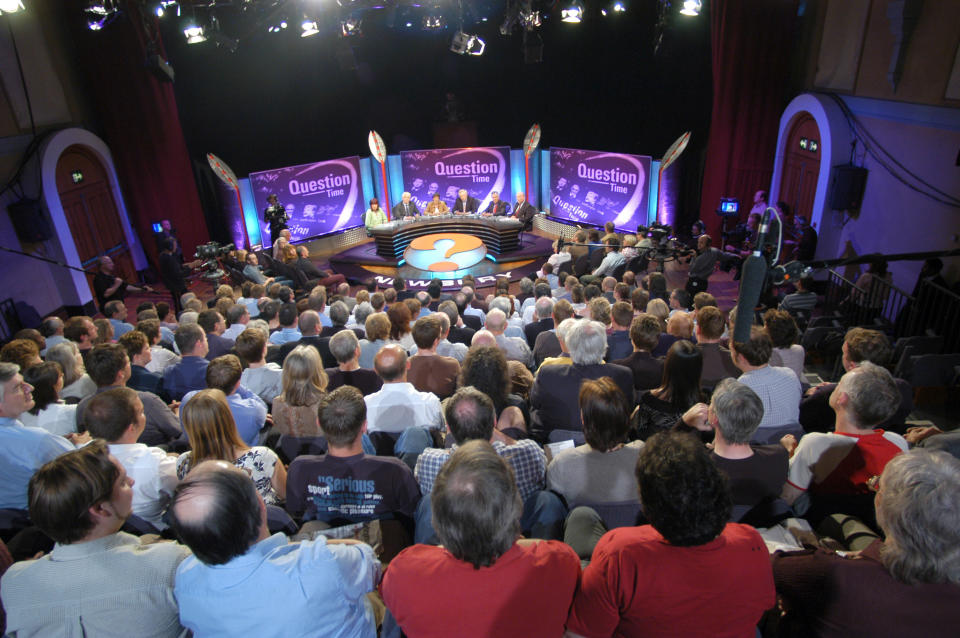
[
  {"left": 69, "top": 2, "right": 209, "bottom": 269},
  {"left": 699, "top": 0, "right": 800, "bottom": 241}
]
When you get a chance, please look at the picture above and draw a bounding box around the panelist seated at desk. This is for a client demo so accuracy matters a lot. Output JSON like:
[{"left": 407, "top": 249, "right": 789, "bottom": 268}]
[
  {"left": 452, "top": 188, "right": 480, "bottom": 214},
  {"left": 481, "top": 191, "right": 509, "bottom": 217},
  {"left": 511, "top": 192, "right": 537, "bottom": 225},
  {"left": 364, "top": 198, "right": 389, "bottom": 231},
  {"left": 392, "top": 192, "right": 420, "bottom": 219},
  {"left": 423, "top": 193, "right": 450, "bottom": 216}
]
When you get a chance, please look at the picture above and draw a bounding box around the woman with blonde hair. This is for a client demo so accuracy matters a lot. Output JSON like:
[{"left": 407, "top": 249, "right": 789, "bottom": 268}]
[
  {"left": 176, "top": 388, "right": 286, "bottom": 504},
  {"left": 272, "top": 345, "right": 328, "bottom": 437},
  {"left": 281, "top": 243, "right": 298, "bottom": 264},
  {"left": 93, "top": 318, "right": 113, "bottom": 345},
  {"left": 46, "top": 341, "right": 96, "bottom": 401}
]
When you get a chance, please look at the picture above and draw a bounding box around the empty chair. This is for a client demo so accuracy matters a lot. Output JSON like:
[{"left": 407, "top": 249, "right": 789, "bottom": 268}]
[
  {"left": 588, "top": 249, "right": 605, "bottom": 270},
  {"left": 572, "top": 254, "right": 590, "bottom": 277},
  {"left": 892, "top": 335, "right": 943, "bottom": 378},
  {"left": 610, "top": 262, "right": 627, "bottom": 282}
]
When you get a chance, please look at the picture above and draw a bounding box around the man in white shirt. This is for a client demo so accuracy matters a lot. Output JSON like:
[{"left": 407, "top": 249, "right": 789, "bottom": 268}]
[
  {"left": 222, "top": 304, "right": 250, "bottom": 342},
  {"left": 732, "top": 326, "right": 802, "bottom": 437},
  {"left": 83, "top": 387, "right": 178, "bottom": 530},
  {"left": 581, "top": 237, "right": 626, "bottom": 285},
  {"left": 138, "top": 319, "right": 181, "bottom": 374},
  {"left": 364, "top": 345, "right": 442, "bottom": 434}
]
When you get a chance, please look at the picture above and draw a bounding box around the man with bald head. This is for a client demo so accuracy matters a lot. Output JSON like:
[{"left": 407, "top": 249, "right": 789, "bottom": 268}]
[
  {"left": 169, "top": 460, "right": 381, "bottom": 637},
  {"left": 484, "top": 309, "right": 533, "bottom": 368},
  {"left": 511, "top": 191, "right": 536, "bottom": 228},
  {"left": 93, "top": 255, "right": 151, "bottom": 313},
  {"left": 364, "top": 345, "right": 443, "bottom": 434}
]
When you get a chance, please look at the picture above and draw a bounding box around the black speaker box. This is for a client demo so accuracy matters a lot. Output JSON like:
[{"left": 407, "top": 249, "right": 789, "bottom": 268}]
[
  {"left": 829, "top": 165, "right": 869, "bottom": 211},
  {"left": 7, "top": 199, "right": 54, "bottom": 243}
]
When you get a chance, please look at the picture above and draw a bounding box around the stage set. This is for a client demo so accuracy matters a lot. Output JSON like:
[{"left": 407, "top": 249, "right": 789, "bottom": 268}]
[{"left": 218, "top": 140, "right": 681, "bottom": 289}]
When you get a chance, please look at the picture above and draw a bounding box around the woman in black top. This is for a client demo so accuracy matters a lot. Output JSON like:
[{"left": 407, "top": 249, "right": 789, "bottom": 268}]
[{"left": 633, "top": 340, "right": 704, "bottom": 440}]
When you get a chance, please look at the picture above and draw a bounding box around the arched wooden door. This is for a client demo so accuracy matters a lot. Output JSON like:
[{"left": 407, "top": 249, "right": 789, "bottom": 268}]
[
  {"left": 778, "top": 113, "right": 821, "bottom": 223},
  {"left": 56, "top": 145, "right": 135, "bottom": 301}
]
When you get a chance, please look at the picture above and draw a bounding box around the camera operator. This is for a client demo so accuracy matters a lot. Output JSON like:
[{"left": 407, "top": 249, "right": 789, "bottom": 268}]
[
  {"left": 264, "top": 194, "right": 289, "bottom": 243},
  {"left": 159, "top": 238, "right": 201, "bottom": 314},
  {"left": 93, "top": 256, "right": 153, "bottom": 314}
]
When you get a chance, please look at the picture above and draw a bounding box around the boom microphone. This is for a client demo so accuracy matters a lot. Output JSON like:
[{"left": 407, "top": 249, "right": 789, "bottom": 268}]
[{"left": 733, "top": 208, "right": 773, "bottom": 344}]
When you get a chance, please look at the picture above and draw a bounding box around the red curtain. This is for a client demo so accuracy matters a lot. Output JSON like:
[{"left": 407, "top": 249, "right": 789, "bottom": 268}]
[
  {"left": 699, "top": 0, "right": 800, "bottom": 240},
  {"left": 69, "top": 2, "right": 208, "bottom": 268}
]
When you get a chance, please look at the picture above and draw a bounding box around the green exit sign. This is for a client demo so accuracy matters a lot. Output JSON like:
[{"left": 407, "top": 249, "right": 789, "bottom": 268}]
[{"left": 71, "top": 170, "right": 83, "bottom": 184}]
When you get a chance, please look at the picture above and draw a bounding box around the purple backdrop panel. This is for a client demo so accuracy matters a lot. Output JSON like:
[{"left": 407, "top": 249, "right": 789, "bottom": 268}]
[
  {"left": 400, "top": 147, "right": 511, "bottom": 212},
  {"left": 249, "top": 156, "right": 365, "bottom": 243},
  {"left": 549, "top": 147, "right": 651, "bottom": 231}
]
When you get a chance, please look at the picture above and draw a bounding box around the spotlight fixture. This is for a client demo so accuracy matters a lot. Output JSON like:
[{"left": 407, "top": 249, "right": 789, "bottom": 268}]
[
  {"left": 301, "top": 18, "right": 319, "bottom": 37},
  {"left": 561, "top": 0, "right": 584, "bottom": 23},
  {"left": 340, "top": 17, "right": 361, "bottom": 36},
  {"left": 601, "top": 1, "right": 625, "bottom": 15},
  {"left": 85, "top": 0, "right": 120, "bottom": 30},
  {"left": 450, "top": 30, "right": 484, "bottom": 56},
  {"left": 0, "top": 0, "right": 24, "bottom": 13},
  {"left": 679, "top": 0, "right": 701, "bottom": 16},
  {"left": 183, "top": 22, "right": 206, "bottom": 43},
  {"left": 423, "top": 15, "right": 445, "bottom": 29},
  {"left": 154, "top": 1, "right": 177, "bottom": 17},
  {"left": 84, "top": 1, "right": 115, "bottom": 17},
  {"left": 520, "top": 9, "right": 542, "bottom": 29}
]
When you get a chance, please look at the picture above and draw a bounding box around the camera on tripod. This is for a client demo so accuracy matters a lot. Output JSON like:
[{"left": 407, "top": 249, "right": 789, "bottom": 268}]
[{"left": 193, "top": 242, "right": 235, "bottom": 281}]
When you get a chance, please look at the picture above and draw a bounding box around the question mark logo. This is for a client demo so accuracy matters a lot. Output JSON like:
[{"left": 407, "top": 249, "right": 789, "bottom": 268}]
[{"left": 405, "top": 233, "right": 487, "bottom": 272}]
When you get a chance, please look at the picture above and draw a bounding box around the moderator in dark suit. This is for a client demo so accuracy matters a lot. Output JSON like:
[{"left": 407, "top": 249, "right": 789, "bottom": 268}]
[
  {"left": 512, "top": 200, "right": 536, "bottom": 226},
  {"left": 612, "top": 351, "right": 664, "bottom": 391},
  {"left": 392, "top": 200, "right": 419, "bottom": 218},
  {"left": 529, "top": 362, "right": 634, "bottom": 442},
  {"left": 524, "top": 318, "right": 554, "bottom": 349},
  {"left": 452, "top": 195, "right": 479, "bottom": 214},
  {"left": 205, "top": 333, "right": 236, "bottom": 361},
  {"left": 482, "top": 199, "right": 508, "bottom": 216}
]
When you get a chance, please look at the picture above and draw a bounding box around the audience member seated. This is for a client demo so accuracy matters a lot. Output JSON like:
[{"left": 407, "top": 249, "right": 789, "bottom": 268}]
[
  {"left": 39, "top": 315, "right": 66, "bottom": 356},
  {"left": 268, "top": 303, "right": 302, "bottom": 346},
  {"left": 64, "top": 316, "right": 99, "bottom": 369},
  {"left": 479, "top": 308, "right": 530, "bottom": 368},
  {"left": 781, "top": 362, "right": 906, "bottom": 525},
  {"left": 325, "top": 330, "right": 384, "bottom": 396},
  {"left": 633, "top": 340, "right": 703, "bottom": 440},
  {"left": 459, "top": 346, "right": 529, "bottom": 434},
  {"left": 20, "top": 361, "right": 77, "bottom": 436},
  {"left": 79, "top": 344, "right": 183, "bottom": 449},
  {"left": 221, "top": 303, "right": 250, "bottom": 342},
  {"left": 533, "top": 299, "right": 575, "bottom": 368},
  {"left": 169, "top": 460, "right": 379, "bottom": 637},
  {"left": 293, "top": 244, "right": 347, "bottom": 291},
  {"left": 779, "top": 274, "right": 818, "bottom": 316},
  {"left": 163, "top": 323, "right": 210, "bottom": 401},
  {"left": 0, "top": 339, "right": 41, "bottom": 371},
  {"left": 182, "top": 355, "right": 267, "bottom": 447},
  {"left": 564, "top": 431, "right": 775, "bottom": 636},
  {"left": 581, "top": 237, "right": 625, "bottom": 285},
  {"left": 195, "top": 310, "right": 232, "bottom": 361},
  {"left": 547, "top": 378, "right": 642, "bottom": 508},
  {"left": 384, "top": 440, "right": 579, "bottom": 637},
  {"left": 732, "top": 325, "right": 802, "bottom": 434},
  {"left": 365, "top": 345, "right": 442, "bottom": 434},
  {"left": 800, "top": 327, "right": 912, "bottom": 434},
  {"left": 176, "top": 389, "right": 286, "bottom": 505},
  {"left": 137, "top": 319, "right": 181, "bottom": 375},
  {"left": 235, "top": 327, "right": 284, "bottom": 405},
  {"left": 524, "top": 295, "right": 555, "bottom": 348},
  {"left": 45, "top": 341, "right": 97, "bottom": 402},
  {"left": 103, "top": 300, "right": 134, "bottom": 339},
  {"left": 694, "top": 306, "right": 739, "bottom": 389},
  {"left": 612, "top": 313, "right": 664, "bottom": 391},
  {"left": 119, "top": 330, "right": 167, "bottom": 400},
  {"left": 272, "top": 345, "right": 328, "bottom": 437},
  {"left": 320, "top": 301, "right": 359, "bottom": 339},
  {"left": 93, "top": 318, "right": 114, "bottom": 345},
  {"left": 406, "top": 315, "right": 460, "bottom": 400},
  {"left": 0, "top": 362, "right": 76, "bottom": 509},
  {"left": 646, "top": 299, "right": 679, "bottom": 358},
  {"left": 83, "top": 388, "right": 178, "bottom": 530},
  {"left": 1, "top": 441, "right": 190, "bottom": 636},
  {"left": 286, "top": 386, "right": 420, "bottom": 531},
  {"left": 665, "top": 311, "right": 694, "bottom": 341},
  {"left": 439, "top": 300, "right": 475, "bottom": 347},
  {"left": 679, "top": 378, "right": 788, "bottom": 511},
  {"left": 773, "top": 449, "right": 960, "bottom": 637},
  {"left": 242, "top": 251, "right": 276, "bottom": 287},
  {"left": 605, "top": 302, "right": 634, "bottom": 361},
  {"left": 357, "top": 312, "right": 392, "bottom": 370},
  {"left": 764, "top": 309, "right": 805, "bottom": 382},
  {"left": 530, "top": 320, "right": 633, "bottom": 442},
  {"left": 387, "top": 303, "right": 416, "bottom": 351}
]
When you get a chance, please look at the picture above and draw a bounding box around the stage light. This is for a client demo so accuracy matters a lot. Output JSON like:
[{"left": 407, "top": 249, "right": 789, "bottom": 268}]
[
  {"left": 520, "top": 10, "right": 542, "bottom": 28},
  {"left": 405, "top": 21, "right": 413, "bottom": 27},
  {"left": 84, "top": 1, "right": 112, "bottom": 16},
  {"left": 680, "top": 0, "right": 701, "bottom": 16},
  {"left": 423, "top": 15, "right": 445, "bottom": 29},
  {"left": 183, "top": 22, "right": 206, "bottom": 43},
  {"left": 561, "top": 0, "right": 584, "bottom": 23},
  {"left": 602, "top": 0, "right": 625, "bottom": 15},
  {"left": 0, "top": 0, "right": 24, "bottom": 14},
  {"left": 301, "top": 19, "right": 319, "bottom": 37},
  {"left": 340, "top": 17, "right": 361, "bottom": 36},
  {"left": 450, "top": 30, "right": 484, "bottom": 56},
  {"left": 88, "top": 17, "right": 107, "bottom": 30}
]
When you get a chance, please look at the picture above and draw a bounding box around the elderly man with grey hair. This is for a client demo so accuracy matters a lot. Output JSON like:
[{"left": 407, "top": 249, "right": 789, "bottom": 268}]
[
  {"left": 529, "top": 320, "right": 633, "bottom": 443},
  {"left": 680, "top": 378, "right": 788, "bottom": 513},
  {"left": 347, "top": 301, "right": 373, "bottom": 335},
  {"left": 780, "top": 362, "right": 908, "bottom": 526},
  {"left": 483, "top": 309, "right": 533, "bottom": 369},
  {"left": 487, "top": 296, "right": 523, "bottom": 338},
  {"left": 521, "top": 282, "right": 553, "bottom": 324},
  {"left": 325, "top": 330, "right": 383, "bottom": 396},
  {"left": 523, "top": 295, "right": 555, "bottom": 349}
]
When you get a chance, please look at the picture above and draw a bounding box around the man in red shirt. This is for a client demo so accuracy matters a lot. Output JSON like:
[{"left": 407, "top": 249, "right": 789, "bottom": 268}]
[
  {"left": 566, "top": 431, "right": 775, "bottom": 638},
  {"left": 382, "top": 440, "right": 580, "bottom": 638}
]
